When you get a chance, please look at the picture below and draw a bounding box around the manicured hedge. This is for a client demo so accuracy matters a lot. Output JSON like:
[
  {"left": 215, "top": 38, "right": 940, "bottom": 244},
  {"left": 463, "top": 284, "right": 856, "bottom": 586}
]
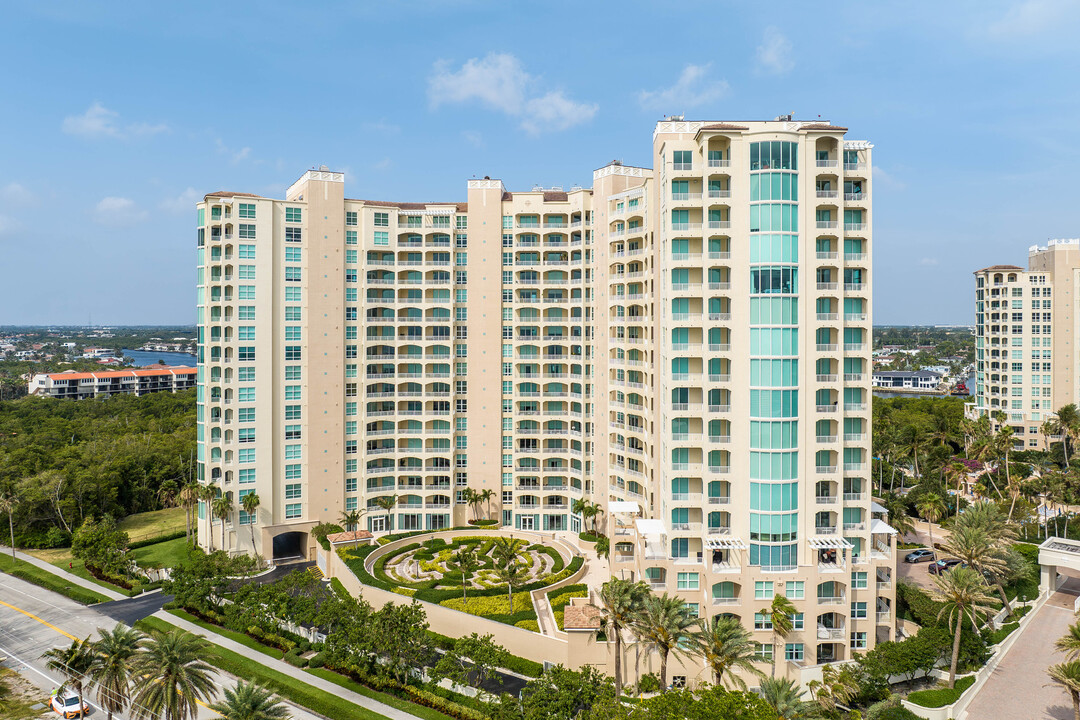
[
  {"left": 907, "top": 675, "right": 975, "bottom": 708},
  {"left": 986, "top": 621, "right": 1019, "bottom": 646}
]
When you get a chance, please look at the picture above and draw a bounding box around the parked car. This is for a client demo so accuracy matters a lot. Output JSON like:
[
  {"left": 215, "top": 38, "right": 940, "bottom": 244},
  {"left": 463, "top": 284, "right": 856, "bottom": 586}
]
[
  {"left": 928, "top": 558, "right": 964, "bottom": 575},
  {"left": 904, "top": 548, "right": 936, "bottom": 563},
  {"left": 51, "top": 689, "right": 87, "bottom": 718}
]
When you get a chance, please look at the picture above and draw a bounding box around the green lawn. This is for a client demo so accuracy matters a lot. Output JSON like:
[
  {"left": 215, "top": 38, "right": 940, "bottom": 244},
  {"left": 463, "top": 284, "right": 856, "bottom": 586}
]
[
  {"left": 306, "top": 668, "right": 458, "bottom": 720},
  {"left": 166, "top": 609, "right": 283, "bottom": 659},
  {"left": 136, "top": 616, "right": 391, "bottom": 720},
  {"left": 132, "top": 537, "right": 192, "bottom": 569},
  {"left": 118, "top": 507, "right": 187, "bottom": 543},
  {"left": 0, "top": 553, "right": 109, "bottom": 605}
]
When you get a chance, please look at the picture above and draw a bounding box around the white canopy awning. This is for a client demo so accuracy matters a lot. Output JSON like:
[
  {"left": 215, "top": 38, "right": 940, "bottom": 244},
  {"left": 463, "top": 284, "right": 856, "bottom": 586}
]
[
  {"left": 870, "top": 501, "right": 888, "bottom": 514},
  {"left": 635, "top": 519, "right": 666, "bottom": 537},
  {"left": 705, "top": 537, "right": 748, "bottom": 549},
  {"left": 809, "top": 537, "right": 854, "bottom": 549},
  {"left": 870, "top": 518, "right": 898, "bottom": 535},
  {"left": 608, "top": 501, "right": 640, "bottom": 515}
]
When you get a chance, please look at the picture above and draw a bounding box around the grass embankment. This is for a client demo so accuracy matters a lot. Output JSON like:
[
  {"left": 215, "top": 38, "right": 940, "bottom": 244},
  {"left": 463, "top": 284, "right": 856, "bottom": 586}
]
[
  {"left": 0, "top": 553, "right": 109, "bottom": 605},
  {"left": 131, "top": 536, "right": 191, "bottom": 569},
  {"left": 119, "top": 507, "right": 187, "bottom": 542},
  {"left": 907, "top": 675, "right": 976, "bottom": 708},
  {"left": 136, "top": 616, "right": 392, "bottom": 720}
]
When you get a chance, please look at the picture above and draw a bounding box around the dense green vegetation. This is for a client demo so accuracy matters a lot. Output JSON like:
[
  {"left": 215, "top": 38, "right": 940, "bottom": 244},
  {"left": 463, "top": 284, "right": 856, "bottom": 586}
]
[
  {"left": 905, "top": 675, "right": 975, "bottom": 708},
  {"left": 873, "top": 326, "right": 975, "bottom": 372},
  {"left": 0, "top": 390, "right": 195, "bottom": 547}
]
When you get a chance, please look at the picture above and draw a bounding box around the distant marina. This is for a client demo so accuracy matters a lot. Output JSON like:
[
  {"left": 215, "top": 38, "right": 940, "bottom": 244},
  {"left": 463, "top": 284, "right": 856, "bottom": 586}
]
[{"left": 122, "top": 349, "right": 198, "bottom": 367}]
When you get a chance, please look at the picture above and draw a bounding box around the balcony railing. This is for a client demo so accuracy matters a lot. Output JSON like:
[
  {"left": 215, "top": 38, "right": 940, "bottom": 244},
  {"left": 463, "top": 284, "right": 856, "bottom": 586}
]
[
  {"left": 708, "top": 159, "right": 730, "bottom": 168},
  {"left": 816, "top": 159, "right": 839, "bottom": 168},
  {"left": 816, "top": 220, "right": 839, "bottom": 229}
]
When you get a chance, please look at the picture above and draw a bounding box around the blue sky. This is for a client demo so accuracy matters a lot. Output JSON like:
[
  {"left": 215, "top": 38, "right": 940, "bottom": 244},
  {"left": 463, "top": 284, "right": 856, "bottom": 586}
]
[{"left": 1, "top": 1, "right": 1079, "bottom": 325}]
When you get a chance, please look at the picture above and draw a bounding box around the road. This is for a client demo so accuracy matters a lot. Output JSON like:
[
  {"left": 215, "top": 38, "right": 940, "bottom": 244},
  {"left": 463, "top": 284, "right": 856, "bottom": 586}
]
[{"left": 0, "top": 572, "right": 326, "bottom": 720}]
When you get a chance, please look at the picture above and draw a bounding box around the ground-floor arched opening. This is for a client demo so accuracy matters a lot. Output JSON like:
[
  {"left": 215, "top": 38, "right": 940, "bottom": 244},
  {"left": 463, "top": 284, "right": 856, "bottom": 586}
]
[{"left": 272, "top": 531, "right": 307, "bottom": 562}]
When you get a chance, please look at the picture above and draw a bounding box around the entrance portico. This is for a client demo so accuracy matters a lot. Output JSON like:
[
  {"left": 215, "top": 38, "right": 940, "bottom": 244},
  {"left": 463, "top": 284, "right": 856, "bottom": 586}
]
[{"left": 1038, "top": 536, "right": 1080, "bottom": 594}]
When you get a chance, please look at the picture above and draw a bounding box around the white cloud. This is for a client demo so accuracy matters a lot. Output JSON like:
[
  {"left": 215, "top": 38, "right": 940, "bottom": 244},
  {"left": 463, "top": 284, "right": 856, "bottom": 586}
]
[
  {"left": 920, "top": 258, "right": 939, "bottom": 267},
  {"left": 428, "top": 52, "right": 597, "bottom": 134},
  {"left": 0, "top": 182, "right": 34, "bottom": 207},
  {"left": 215, "top": 139, "right": 252, "bottom": 164},
  {"left": 0, "top": 214, "right": 14, "bottom": 236},
  {"left": 873, "top": 165, "right": 906, "bottom": 191},
  {"left": 362, "top": 120, "right": 401, "bottom": 135},
  {"left": 461, "top": 130, "right": 485, "bottom": 148},
  {"left": 756, "top": 27, "right": 794, "bottom": 75},
  {"left": 522, "top": 92, "right": 598, "bottom": 134},
  {"left": 638, "top": 64, "right": 729, "bottom": 111},
  {"left": 94, "top": 196, "right": 147, "bottom": 227},
  {"left": 159, "top": 188, "right": 200, "bottom": 214},
  {"left": 985, "top": 0, "right": 1079, "bottom": 38},
  {"left": 62, "top": 101, "right": 168, "bottom": 139},
  {"left": 372, "top": 158, "right": 393, "bottom": 171}
]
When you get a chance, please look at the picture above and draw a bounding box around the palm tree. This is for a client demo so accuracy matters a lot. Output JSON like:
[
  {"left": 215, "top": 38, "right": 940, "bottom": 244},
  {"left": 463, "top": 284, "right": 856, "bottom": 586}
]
[
  {"left": 690, "top": 615, "right": 763, "bottom": 690},
  {"left": 631, "top": 593, "right": 697, "bottom": 691},
  {"left": 452, "top": 545, "right": 479, "bottom": 607},
  {"left": 0, "top": 490, "right": 18, "bottom": 562},
  {"left": 930, "top": 566, "right": 996, "bottom": 688},
  {"left": 1052, "top": 404, "right": 1080, "bottom": 466},
  {"left": 157, "top": 479, "right": 179, "bottom": 511},
  {"left": 492, "top": 538, "right": 527, "bottom": 614},
  {"left": 759, "top": 594, "right": 798, "bottom": 678},
  {"left": 1056, "top": 622, "right": 1080, "bottom": 661},
  {"left": 374, "top": 495, "right": 397, "bottom": 534},
  {"left": 596, "top": 578, "right": 648, "bottom": 698},
  {"left": 880, "top": 493, "right": 915, "bottom": 540},
  {"left": 917, "top": 493, "right": 947, "bottom": 552},
  {"left": 948, "top": 501, "right": 1019, "bottom": 614},
  {"left": 943, "top": 460, "right": 968, "bottom": 517},
  {"left": 1047, "top": 661, "right": 1080, "bottom": 720},
  {"left": 463, "top": 488, "right": 484, "bottom": 522},
  {"left": 89, "top": 623, "right": 143, "bottom": 720},
  {"left": 211, "top": 494, "right": 233, "bottom": 554},
  {"left": 240, "top": 492, "right": 261, "bottom": 557},
  {"left": 338, "top": 508, "right": 365, "bottom": 547},
  {"left": 208, "top": 680, "right": 291, "bottom": 720},
  {"left": 198, "top": 485, "right": 218, "bottom": 551},
  {"left": 41, "top": 636, "right": 94, "bottom": 719},
  {"left": 132, "top": 629, "right": 218, "bottom": 720},
  {"left": 478, "top": 489, "right": 495, "bottom": 522},
  {"left": 178, "top": 482, "right": 199, "bottom": 543},
  {"left": 808, "top": 662, "right": 860, "bottom": 716},
  {"left": 758, "top": 676, "right": 811, "bottom": 719}
]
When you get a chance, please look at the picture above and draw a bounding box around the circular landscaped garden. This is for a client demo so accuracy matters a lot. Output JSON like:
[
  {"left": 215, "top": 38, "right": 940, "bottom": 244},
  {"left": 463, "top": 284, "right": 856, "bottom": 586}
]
[{"left": 341, "top": 532, "right": 585, "bottom": 631}]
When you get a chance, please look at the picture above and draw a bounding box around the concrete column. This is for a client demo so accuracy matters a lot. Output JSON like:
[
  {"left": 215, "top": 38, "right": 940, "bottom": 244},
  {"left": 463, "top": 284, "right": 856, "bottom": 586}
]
[{"left": 1041, "top": 562, "right": 1058, "bottom": 593}]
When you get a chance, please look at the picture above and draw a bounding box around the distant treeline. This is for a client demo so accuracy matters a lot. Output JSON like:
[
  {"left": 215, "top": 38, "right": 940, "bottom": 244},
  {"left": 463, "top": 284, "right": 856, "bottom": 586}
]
[{"left": 0, "top": 390, "right": 195, "bottom": 547}]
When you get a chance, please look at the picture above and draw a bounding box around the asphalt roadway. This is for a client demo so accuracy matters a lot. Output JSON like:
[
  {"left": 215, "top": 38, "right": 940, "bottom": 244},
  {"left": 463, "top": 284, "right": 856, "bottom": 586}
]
[{"left": 0, "top": 572, "right": 326, "bottom": 720}]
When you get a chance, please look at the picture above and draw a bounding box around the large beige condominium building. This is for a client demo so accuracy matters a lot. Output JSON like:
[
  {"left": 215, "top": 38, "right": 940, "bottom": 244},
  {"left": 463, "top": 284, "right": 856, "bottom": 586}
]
[
  {"left": 195, "top": 117, "right": 892, "bottom": 668},
  {"left": 969, "top": 240, "right": 1080, "bottom": 449}
]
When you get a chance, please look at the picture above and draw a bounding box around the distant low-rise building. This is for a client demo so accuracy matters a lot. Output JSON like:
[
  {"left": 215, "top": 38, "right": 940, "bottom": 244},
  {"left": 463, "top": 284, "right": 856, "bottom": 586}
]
[
  {"left": 29, "top": 366, "right": 196, "bottom": 399},
  {"left": 872, "top": 370, "right": 942, "bottom": 390}
]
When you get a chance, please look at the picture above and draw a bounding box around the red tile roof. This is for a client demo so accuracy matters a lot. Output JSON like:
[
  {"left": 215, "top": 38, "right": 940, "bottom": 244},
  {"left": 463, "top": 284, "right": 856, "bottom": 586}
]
[
  {"left": 697, "top": 123, "right": 749, "bottom": 131},
  {"left": 975, "top": 265, "right": 1024, "bottom": 273},
  {"left": 799, "top": 123, "right": 848, "bottom": 131},
  {"left": 543, "top": 191, "right": 569, "bottom": 202},
  {"left": 563, "top": 604, "right": 602, "bottom": 630},
  {"left": 43, "top": 366, "right": 195, "bottom": 381},
  {"left": 326, "top": 530, "right": 373, "bottom": 544},
  {"left": 205, "top": 191, "right": 262, "bottom": 198}
]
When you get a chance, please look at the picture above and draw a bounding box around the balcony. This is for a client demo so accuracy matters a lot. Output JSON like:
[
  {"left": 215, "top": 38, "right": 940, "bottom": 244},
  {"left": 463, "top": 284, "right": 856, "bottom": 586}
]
[
  {"left": 707, "top": 525, "right": 731, "bottom": 535},
  {"left": 671, "top": 222, "right": 703, "bottom": 232},
  {"left": 816, "top": 465, "right": 838, "bottom": 474},
  {"left": 844, "top": 162, "right": 868, "bottom": 172},
  {"left": 671, "top": 493, "right": 703, "bottom": 503},
  {"left": 845, "top": 223, "right": 867, "bottom": 233},
  {"left": 815, "top": 525, "right": 838, "bottom": 535},
  {"left": 816, "top": 435, "right": 838, "bottom": 443},
  {"left": 816, "top": 251, "right": 838, "bottom": 260},
  {"left": 671, "top": 192, "right": 703, "bottom": 202},
  {"left": 816, "top": 283, "right": 838, "bottom": 291},
  {"left": 708, "top": 220, "right": 731, "bottom": 230},
  {"left": 816, "top": 159, "right": 839, "bottom": 168},
  {"left": 712, "top": 596, "right": 740, "bottom": 605},
  {"left": 708, "top": 189, "right": 731, "bottom": 199},
  {"left": 816, "top": 495, "right": 838, "bottom": 505},
  {"left": 816, "top": 190, "right": 839, "bottom": 199},
  {"left": 817, "top": 625, "right": 846, "bottom": 640},
  {"left": 845, "top": 283, "right": 866, "bottom": 292},
  {"left": 708, "top": 159, "right": 730, "bottom": 168},
  {"left": 816, "top": 404, "right": 837, "bottom": 413},
  {"left": 816, "top": 374, "right": 838, "bottom": 382},
  {"left": 816, "top": 221, "right": 839, "bottom": 230},
  {"left": 845, "top": 192, "right": 867, "bottom": 201},
  {"left": 708, "top": 495, "right": 731, "bottom": 505},
  {"left": 673, "top": 162, "right": 694, "bottom": 171},
  {"left": 817, "top": 595, "right": 846, "bottom": 605}
]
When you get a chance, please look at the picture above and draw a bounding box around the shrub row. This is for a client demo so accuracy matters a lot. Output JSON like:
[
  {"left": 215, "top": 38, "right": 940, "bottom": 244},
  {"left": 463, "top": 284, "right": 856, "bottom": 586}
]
[
  {"left": 322, "top": 661, "right": 486, "bottom": 720},
  {"left": 284, "top": 647, "right": 309, "bottom": 668},
  {"left": 906, "top": 675, "right": 975, "bottom": 708},
  {"left": 7, "top": 566, "right": 107, "bottom": 604}
]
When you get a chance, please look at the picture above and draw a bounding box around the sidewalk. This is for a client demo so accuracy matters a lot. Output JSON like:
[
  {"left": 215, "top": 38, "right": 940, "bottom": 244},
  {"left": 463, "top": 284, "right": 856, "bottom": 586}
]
[
  {"left": 0, "top": 544, "right": 127, "bottom": 601},
  {"left": 157, "top": 610, "right": 422, "bottom": 720}
]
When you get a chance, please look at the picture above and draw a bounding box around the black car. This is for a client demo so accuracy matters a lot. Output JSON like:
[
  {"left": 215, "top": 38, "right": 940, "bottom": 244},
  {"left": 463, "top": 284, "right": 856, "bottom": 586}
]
[
  {"left": 904, "top": 548, "right": 935, "bottom": 563},
  {"left": 928, "top": 558, "right": 964, "bottom": 575}
]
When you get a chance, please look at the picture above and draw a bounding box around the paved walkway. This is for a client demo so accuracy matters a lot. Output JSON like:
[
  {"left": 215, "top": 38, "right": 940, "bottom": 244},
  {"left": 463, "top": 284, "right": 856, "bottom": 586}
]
[
  {"left": 962, "top": 577, "right": 1080, "bottom": 720},
  {"left": 0, "top": 544, "right": 126, "bottom": 601},
  {"left": 158, "top": 610, "right": 421, "bottom": 720}
]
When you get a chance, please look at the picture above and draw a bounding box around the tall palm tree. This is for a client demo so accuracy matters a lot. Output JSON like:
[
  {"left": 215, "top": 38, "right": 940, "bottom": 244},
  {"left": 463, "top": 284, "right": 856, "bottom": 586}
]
[
  {"left": 208, "top": 680, "right": 291, "bottom": 720},
  {"left": 157, "top": 480, "right": 179, "bottom": 511},
  {"left": 758, "top": 677, "right": 811, "bottom": 719},
  {"left": 492, "top": 538, "right": 527, "bottom": 613},
  {"left": 89, "top": 623, "right": 143, "bottom": 720},
  {"left": 760, "top": 594, "right": 798, "bottom": 678},
  {"left": 338, "top": 508, "right": 365, "bottom": 547},
  {"left": 240, "top": 492, "right": 260, "bottom": 555},
  {"left": 1047, "top": 661, "right": 1080, "bottom": 720},
  {"left": 1056, "top": 622, "right": 1080, "bottom": 661},
  {"left": 211, "top": 494, "right": 233, "bottom": 554},
  {"left": 631, "top": 593, "right": 697, "bottom": 691},
  {"left": 690, "top": 615, "right": 763, "bottom": 690},
  {"left": 943, "top": 460, "right": 968, "bottom": 517},
  {"left": 198, "top": 485, "right": 219, "bottom": 551},
  {"left": 950, "top": 501, "right": 1019, "bottom": 614},
  {"left": 131, "top": 629, "right": 218, "bottom": 720},
  {"left": 917, "top": 493, "right": 947, "bottom": 552},
  {"left": 178, "top": 482, "right": 199, "bottom": 543},
  {"left": 930, "top": 566, "right": 996, "bottom": 688},
  {"left": 596, "top": 578, "right": 648, "bottom": 698},
  {"left": 41, "top": 636, "right": 94, "bottom": 719},
  {"left": 1052, "top": 404, "right": 1080, "bottom": 466},
  {"left": 478, "top": 488, "right": 495, "bottom": 522},
  {"left": 374, "top": 495, "right": 397, "bottom": 534},
  {"left": 0, "top": 490, "right": 18, "bottom": 561}
]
